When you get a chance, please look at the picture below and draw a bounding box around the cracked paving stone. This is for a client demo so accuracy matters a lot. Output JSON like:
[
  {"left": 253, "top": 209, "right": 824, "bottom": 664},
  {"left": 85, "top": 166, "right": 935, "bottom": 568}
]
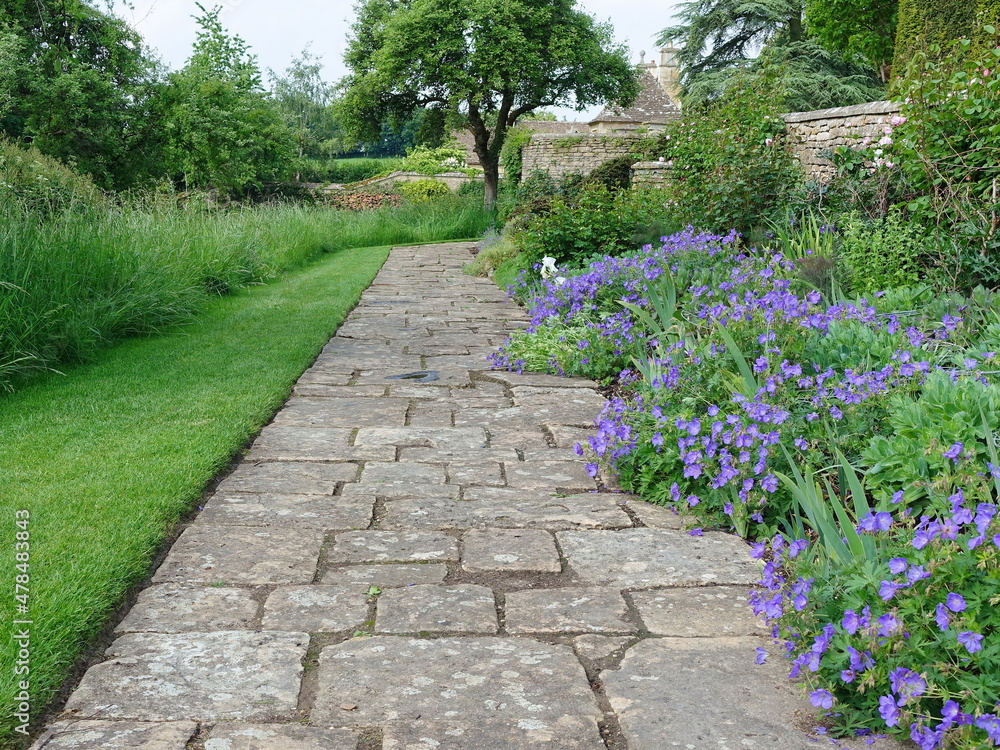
[
  {"left": 620, "top": 498, "right": 687, "bottom": 530},
  {"left": 270, "top": 397, "right": 410, "bottom": 427},
  {"left": 261, "top": 585, "right": 370, "bottom": 632},
  {"left": 503, "top": 461, "right": 597, "bottom": 490},
  {"left": 203, "top": 723, "right": 358, "bottom": 750},
  {"left": 632, "top": 586, "right": 767, "bottom": 637},
  {"left": 382, "top": 719, "right": 606, "bottom": 749},
  {"left": 30, "top": 721, "right": 198, "bottom": 749},
  {"left": 376, "top": 584, "right": 498, "bottom": 633},
  {"left": 62, "top": 631, "right": 308, "bottom": 722},
  {"left": 214, "top": 461, "right": 358, "bottom": 495},
  {"left": 328, "top": 530, "right": 459, "bottom": 563},
  {"left": 361, "top": 462, "right": 448, "bottom": 484},
  {"left": 505, "top": 587, "right": 635, "bottom": 634},
  {"left": 313, "top": 637, "right": 601, "bottom": 726},
  {"left": 115, "top": 585, "right": 259, "bottom": 634},
  {"left": 196, "top": 493, "right": 374, "bottom": 531},
  {"left": 353, "top": 426, "right": 488, "bottom": 452},
  {"left": 602, "top": 638, "right": 910, "bottom": 750},
  {"left": 557, "top": 528, "right": 759, "bottom": 588},
  {"left": 542, "top": 425, "right": 594, "bottom": 449},
  {"left": 572, "top": 635, "right": 634, "bottom": 663},
  {"left": 341, "top": 483, "right": 460, "bottom": 501},
  {"left": 152, "top": 526, "right": 322, "bottom": 585},
  {"left": 245, "top": 426, "right": 394, "bottom": 462},
  {"left": 322, "top": 563, "right": 448, "bottom": 587},
  {"left": 382, "top": 492, "right": 631, "bottom": 531},
  {"left": 461, "top": 529, "right": 561, "bottom": 573}
]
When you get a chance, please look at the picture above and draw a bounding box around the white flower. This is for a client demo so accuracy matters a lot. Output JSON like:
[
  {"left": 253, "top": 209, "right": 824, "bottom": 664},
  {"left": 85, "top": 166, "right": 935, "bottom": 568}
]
[
  {"left": 540, "top": 256, "right": 559, "bottom": 279},
  {"left": 658, "top": 156, "right": 665, "bottom": 162},
  {"left": 873, "top": 148, "right": 883, "bottom": 157},
  {"left": 878, "top": 136, "right": 893, "bottom": 146},
  {"left": 765, "top": 138, "right": 774, "bottom": 146},
  {"left": 555, "top": 276, "right": 567, "bottom": 286}
]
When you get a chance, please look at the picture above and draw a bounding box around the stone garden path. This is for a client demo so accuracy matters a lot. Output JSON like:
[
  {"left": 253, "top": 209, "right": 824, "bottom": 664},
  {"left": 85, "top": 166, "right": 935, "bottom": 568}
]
[{"left": 33, "top": 243, "right": 906, "bottom": 750}]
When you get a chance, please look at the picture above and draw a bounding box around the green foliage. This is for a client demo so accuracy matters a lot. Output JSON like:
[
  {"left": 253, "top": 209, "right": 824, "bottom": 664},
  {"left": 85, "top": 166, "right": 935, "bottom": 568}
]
[
  {"left": 892, "top": 0, "right": 998, "bottom": 72},
  {"left": 805, "top": 0, "right": 897, "bottom": 81},
  {"left": 517, "top": 185, "right": 669, "bottom": 267},
  {"left": 399, "top": 143, "right": 468, "bottom": 174},
  {"left": 499, "top": 126, "right": 534, "bottom": 185},
  {"left": 0, "top": 139, "right": 104, "bottom": 216},
  {"left": 652, "top": 71, "right": 803, "bottom": 233},
  {"left": 581, "top": 156, "right": 634, "bottom": 191},
  {"left": 399, "top": 178, "right": 452, "bottom": 202},
  {"left": 157, "top": 5, "right": 294, "bottom": 194},
  {"left": 889, "top": 35, "right": 1000, "bottom": 288},
  {"left": 0, "top": 0, "right": 165, "bottom": 190},
  {"left": 339, "top": 0, "right": 640, "bottom": 206},
  {"left": 838, "top": 210, "right": 924, "bottom": 295},
  {"left": 294, "top": 157, "right": 405, "bottom": 184}
]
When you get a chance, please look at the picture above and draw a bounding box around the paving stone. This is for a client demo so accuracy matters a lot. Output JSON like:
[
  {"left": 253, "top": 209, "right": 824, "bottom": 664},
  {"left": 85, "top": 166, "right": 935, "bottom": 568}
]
[
  {"left": 572, "top": 635, "right": 635, "bottom": 663},
  {"left": 116, "top": 585, "right": 259, "bottom": 633},
  {"left": 602, "top": 638, "right": 909, "bottom": 750},
  {"left": 452, "top": 407, "right": 540, "bottom": 431},
  {"left": 538, "top": 422, "right": 592, "bottom": 447},
  {"left": 376, "top": 584, "right": 498, "bottom": 633},
  {"left": 63, "top": 631, "right": 308, "bottom": 721},
  {"left": 341, "top": 482, "right": 460, "bottom": 501},
  {"left": 475, "top": 371, "right": 599, "bottom": 389},
  {"left": 382, "top": 492, "right": 631, "bottom": 531},
  {"left": 290, "top": 384, "right": 389, "bottom": 399},
  {"left": 510, "top": 392, "right": 607, "bottom": 427},
  {"left": 246, "top": 426, "right": 394, "bottom": 462},
  {"left": 382, "top": 719, "right": 606, "bottom": 749},
  {"left": 204, "top": 723, "right": 358, "bottom": 750},
  {"left": 400, "top": 446, "right": 519, "bottom": 463},
  {"left": 261, "top": 585, "right": 370, "bottom": 632},
  {"left": 328, "top": 531, "right": 459, "bottom": 563},
  {"left": 448, "top": 461, "right": 504, "bottom": 486},
  {"left": 215, "top": 461, "right": 358, "bottom": 495},
  {"left": 270, "top": 397, "right": 410, "bottom": 427},
  {"left": 153, "top": 526, "right": 322, "bottom": 585},
  {"left": 354, "top": 426, "right": 488, "bottom": 453},
  {"left": 503, "top": 461, "right": 597, "bottom": 491},
  {"left": 505, "top": 588, "right": 634, "bottom": 634},
  {"left": 461, "top": 529, "right": 560, "bottom": 573},
  {"left": 480, "top": 427, "right": 552, "bottom": 450},
  {"left": 621, "top": 498, "right": 687, "bottom": 530},
  {"left": 632, "top": 586, "right": 767, "bottom": 637},
  {"left": 196, "top": 493, "right": 373, "bottom": 530},
  {"left": 557, "top": 529, "right": 760, "bottom": 588},
  {"left": 31, "top": 721, "right": 198, "bottom": 749},
  {"left": 322, "top": 563, "right": 448, "bottom": 587},
  {"left": 362, "top": 461, "right": 447, "bottom": 484},
  {"left": 388, "top": 383, "right": 452, "bottom": 398},
  {"left": 313, "top": 637, "right": 601, "bottom": 726},
  {"left": 295, "top": 370, "right": 353, "bottom": 386}
]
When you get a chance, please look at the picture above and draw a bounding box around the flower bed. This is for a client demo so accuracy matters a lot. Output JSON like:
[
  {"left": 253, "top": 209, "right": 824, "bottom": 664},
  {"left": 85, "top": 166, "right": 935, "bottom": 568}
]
[{"left": 491, "top": 230, "right": 1000, "bottom": 747}]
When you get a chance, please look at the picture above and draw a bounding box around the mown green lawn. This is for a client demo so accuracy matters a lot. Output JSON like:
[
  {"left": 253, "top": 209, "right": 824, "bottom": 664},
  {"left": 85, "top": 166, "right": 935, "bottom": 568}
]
[{"left": 0, "top": 244, "right": 391, "bottom": 743}]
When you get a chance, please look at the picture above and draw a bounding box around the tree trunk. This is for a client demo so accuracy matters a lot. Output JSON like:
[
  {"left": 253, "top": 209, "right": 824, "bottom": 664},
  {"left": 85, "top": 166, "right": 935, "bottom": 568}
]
[{"left": 482, "top": 158, "right": 499, "bottom": 209}]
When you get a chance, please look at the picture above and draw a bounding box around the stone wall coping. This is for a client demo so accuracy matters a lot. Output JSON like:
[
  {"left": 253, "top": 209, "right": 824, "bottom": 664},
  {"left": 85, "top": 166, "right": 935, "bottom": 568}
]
[
  {"left": 782, "top": 100, "right": 900, "bottom": 124},
  {"left": 526, "top": 132, "right": 645, "bottom": 141},
  {"left": 632, "top": 162, "right": 671, "bottom": 169}
]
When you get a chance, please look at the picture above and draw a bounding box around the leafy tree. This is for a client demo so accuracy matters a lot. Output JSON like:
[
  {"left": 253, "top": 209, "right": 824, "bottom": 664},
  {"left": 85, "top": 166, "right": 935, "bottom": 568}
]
[
  {"left": 268, "top": 47, "right": 345, "bottom": 179},
  {"left": 892, "top": 0, "right": 1000, "bottom": 73},
  {"left": 157, "top": 4, "right": 294, "bottom": 194},
  {"left": 805, "top": 0, "right": 897, "bottom": 81},
  {"left": 659, "top": 0, "right": 886, "bottom": 110},
  {"left": 0, "top": 0, "right": 164, "bottom": 189},
  {"left": 339, "top": 0, "right": 639, "bottom": 207}
]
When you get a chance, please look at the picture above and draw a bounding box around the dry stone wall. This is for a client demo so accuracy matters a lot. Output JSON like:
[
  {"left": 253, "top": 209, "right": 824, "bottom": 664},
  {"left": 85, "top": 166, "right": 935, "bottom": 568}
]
[
  {"left": 520, "top": 133, "right": 645, "bottom": 180},
  {"left": 782, "top": 101, "right": 901, "bottom": 182}
]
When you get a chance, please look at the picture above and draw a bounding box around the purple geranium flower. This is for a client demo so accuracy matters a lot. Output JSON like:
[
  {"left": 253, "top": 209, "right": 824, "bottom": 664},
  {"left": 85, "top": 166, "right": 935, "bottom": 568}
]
[{"left": 957, "top": 631, "right": 984, "bottom": 654}]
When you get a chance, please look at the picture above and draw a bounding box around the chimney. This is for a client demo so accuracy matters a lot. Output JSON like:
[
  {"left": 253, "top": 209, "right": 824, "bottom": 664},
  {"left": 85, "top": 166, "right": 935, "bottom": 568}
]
[{"left": 658, "top": 43, "right": 682, "bottom": 108}]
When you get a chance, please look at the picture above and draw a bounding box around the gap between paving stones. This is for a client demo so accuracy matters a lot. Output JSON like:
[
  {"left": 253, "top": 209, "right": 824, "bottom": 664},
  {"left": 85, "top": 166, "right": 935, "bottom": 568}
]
[{"left": 32, "top": 243, "right": 910, "bottom": 750}]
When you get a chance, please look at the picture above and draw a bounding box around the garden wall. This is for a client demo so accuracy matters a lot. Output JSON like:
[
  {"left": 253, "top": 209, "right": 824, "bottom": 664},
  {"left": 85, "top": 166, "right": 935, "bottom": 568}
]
[
  {"left": 521, "top": 133, "right": 645, "bottom": 180},
  {"left": 781, "top": 100, "right": 901, "bottom": 182},
  {"left": 631, "top": 161, "right": 671, "bottom": 188}
]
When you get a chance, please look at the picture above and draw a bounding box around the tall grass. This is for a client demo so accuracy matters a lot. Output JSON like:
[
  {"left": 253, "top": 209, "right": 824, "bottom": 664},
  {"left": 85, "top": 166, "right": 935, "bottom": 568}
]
[{"left": 0, "top": 197, "right": 490, "bottom": 391}]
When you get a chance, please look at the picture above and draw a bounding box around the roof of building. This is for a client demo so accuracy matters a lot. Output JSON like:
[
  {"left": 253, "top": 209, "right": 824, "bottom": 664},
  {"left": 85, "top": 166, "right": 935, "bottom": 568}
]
[{"left": 589, "top": 71, "right": 681, "bottom": 125}]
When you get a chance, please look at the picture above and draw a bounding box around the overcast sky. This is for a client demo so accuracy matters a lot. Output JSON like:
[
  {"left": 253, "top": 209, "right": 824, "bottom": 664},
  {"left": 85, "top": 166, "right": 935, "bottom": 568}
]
[{"left": 111, "top": 0, "right": 680, "bottom": 120}]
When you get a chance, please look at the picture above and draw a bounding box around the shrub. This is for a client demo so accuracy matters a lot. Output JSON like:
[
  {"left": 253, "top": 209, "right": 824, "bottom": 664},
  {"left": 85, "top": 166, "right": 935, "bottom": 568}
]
[
  {"left": 400, "top": 143, "right": 469, "bottom": 175},
  {"left": 651, "top": 68, "right": 803, "bottom": 234},
  {"left": 839, "top": 210, "right": 925, "bottom": 295},
  {"left": 399, "top": 179, "right": 452, "bottom": 202},
  {"left": 581, "top": 156, "right": 633, "bottom": 191},
  {"left": 0, "top": 139, "right": 105, "bottom": 216},
  {"left": 499, "top": 126, "right": 534, "bottom": 185}
]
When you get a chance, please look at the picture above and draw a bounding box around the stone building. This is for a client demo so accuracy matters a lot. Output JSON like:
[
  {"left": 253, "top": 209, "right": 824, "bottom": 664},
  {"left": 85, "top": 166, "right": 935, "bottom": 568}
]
[{"left": 588, "top": 70, "right": 681, "bottom": 134}]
